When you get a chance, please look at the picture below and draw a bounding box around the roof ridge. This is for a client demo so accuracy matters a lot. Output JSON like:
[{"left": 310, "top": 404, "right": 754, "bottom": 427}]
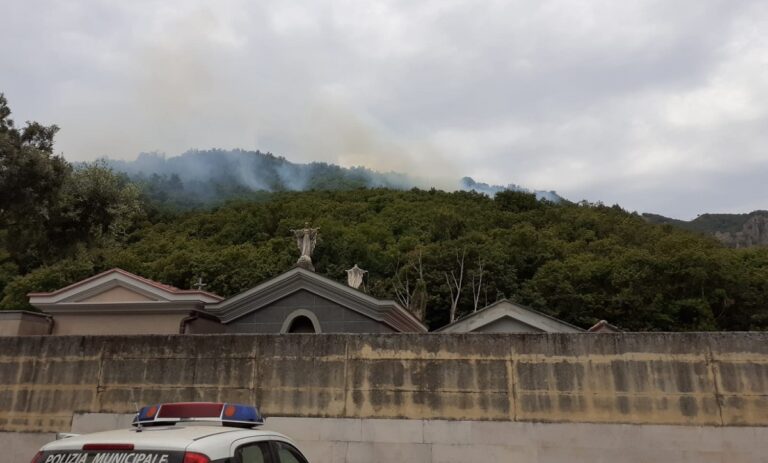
[
  {"left": 436, "top": 299, "right": 584, "bottom": 332},
  {"left": 27, "top": 267, "right": 223, "bottom": 300}
]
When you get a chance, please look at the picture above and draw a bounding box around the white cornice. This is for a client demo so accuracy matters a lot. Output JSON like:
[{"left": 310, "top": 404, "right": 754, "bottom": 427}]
[
  {"left": 28, "top": 269, "right": 222, "bottom": 307},
  {"left": 35, "top": 301, "right": 205, "bottom": 315},
  {"left": 435, "top": 299, "right": 584, "bottom": 333}
]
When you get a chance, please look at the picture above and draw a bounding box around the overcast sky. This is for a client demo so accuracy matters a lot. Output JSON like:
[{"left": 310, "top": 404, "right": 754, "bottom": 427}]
[{"left": 3, "top": 0, "right": 767, "bottom": 219}]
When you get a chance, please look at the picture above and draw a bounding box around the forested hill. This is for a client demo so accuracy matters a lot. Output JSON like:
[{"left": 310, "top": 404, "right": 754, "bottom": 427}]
[
  {"left": 102, "top": 149, "right": 564, "bottom": 209},
  {"left": 4, "top": 179, "right": 768, "bottom": 331},
  {"left": 644, "top": 211, "right": 768, "bottom": 247},
  {"left": 3, "top": 93, "right": 768, "bottom": 332}
]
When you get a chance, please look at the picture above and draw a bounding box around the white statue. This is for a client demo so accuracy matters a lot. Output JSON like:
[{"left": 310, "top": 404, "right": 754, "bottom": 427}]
[
  {"left": 346, "top": 264, "right": 368, "bottom": 289},
  {"left": 290, "top": 223, "right": 319, "bottom": 271}
]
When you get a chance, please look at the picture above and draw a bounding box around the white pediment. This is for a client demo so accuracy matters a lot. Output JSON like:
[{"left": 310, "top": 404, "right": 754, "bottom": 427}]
[
  {"left": 28, "top": 268, "right": 222, "bottom": 312},
  {"left": 436, "top": 300, "right": 584, "bottom": 333},
  {"left": 476, "top": 315, "right": 550, "bottom": 333},
  {"left": 73, "top": 285, "right": 160, "bottom": 303}
]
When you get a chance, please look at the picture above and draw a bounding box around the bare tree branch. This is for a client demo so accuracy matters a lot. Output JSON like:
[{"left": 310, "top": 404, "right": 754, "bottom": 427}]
[
  {"left": 471, "top": 258, "right": 484, "bottom": 312},
  {"left": 394, "top": 249, "right": 428, "bottom": 321},
  {"left": 445, "top": 248, "right": 466, "bottom": 323},
  {"left": 417, "top": 248, "right": 424, "bottom": 280},
  {"left": 393, "top": 257, "right": 411, "bottom": 309}
]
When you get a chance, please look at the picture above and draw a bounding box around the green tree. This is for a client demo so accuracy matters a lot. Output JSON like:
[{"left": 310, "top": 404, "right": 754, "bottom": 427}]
[
  {"left": 0, "top": 93, "right": 70, "bottom": 270},
  {"left": 495, "top": 190, "right": 541, "bottom": 213},
  {"left": 52, "top": 162, "right": 144, "bottom": 250}
]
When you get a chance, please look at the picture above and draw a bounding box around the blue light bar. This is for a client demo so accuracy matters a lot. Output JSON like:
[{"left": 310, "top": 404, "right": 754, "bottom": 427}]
[
  {"left": 136, "top": 404, "right": 161, "bottom": 422},
  {"left": 132, "top": 402, "right": 264, "bottom": 428},
  {"left": 223, "top": 403, "right": 265, "bottom": 427}
]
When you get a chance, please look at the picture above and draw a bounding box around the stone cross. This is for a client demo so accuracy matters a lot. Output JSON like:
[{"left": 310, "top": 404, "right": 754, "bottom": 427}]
[{"left": 193, "top": 277, "right": 207, "bottom": 291}]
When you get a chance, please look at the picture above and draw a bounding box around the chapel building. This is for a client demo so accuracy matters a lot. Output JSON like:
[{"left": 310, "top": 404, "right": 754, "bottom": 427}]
[{"left": 19, "top": 267, "right": 426, "bottom": 336}]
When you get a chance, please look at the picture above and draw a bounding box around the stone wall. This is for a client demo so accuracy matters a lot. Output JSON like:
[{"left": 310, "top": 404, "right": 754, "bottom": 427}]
[
  {"left": 0, "top": 311, "right": 50, "bottom": 336},
  {"left": 1, "top": 332, "right": 767, "bottom": 434},
  {"left": 50, "top": 312, "right": 185, "bottom": 335},
  {"left": 261, "top": 418, "right": 768, "bottom": 463},
  {"left": 4, "top": 333, "right": 768, "bottom": 463},
  {"left": 8, "top": 413, "right": 768, "bottom": 463}
]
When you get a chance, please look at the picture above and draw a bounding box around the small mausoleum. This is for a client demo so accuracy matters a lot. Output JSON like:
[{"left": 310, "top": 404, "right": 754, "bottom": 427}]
[
  {"left": 0, "top": 310, "right": 52, "bottom": 336},
  {"left": 435, "top": 299, "right": 584, "bottom": 333},
  {"left": 27, "top": 268, "right": 224, "bottom": 335}
]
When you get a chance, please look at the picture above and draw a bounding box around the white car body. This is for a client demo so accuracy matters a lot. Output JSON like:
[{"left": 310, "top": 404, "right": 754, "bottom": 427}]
[{"left": 35, "top": 424, "right": 309, "bottom": 463}]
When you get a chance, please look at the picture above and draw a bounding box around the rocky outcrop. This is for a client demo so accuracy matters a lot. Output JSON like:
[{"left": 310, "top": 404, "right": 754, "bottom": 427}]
[{"left": 714, "top": 214, "right": 768, "bottom": 248}]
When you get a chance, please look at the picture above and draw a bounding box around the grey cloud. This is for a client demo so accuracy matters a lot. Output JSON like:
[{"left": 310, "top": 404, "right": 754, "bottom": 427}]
[{"left": 1, "top": 0, "right": 767, "bottom": 219}]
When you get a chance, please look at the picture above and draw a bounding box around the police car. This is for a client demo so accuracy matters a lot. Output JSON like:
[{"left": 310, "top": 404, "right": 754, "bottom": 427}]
[{"left": 30, "top": 402, "right": 310, "bottom": 463}]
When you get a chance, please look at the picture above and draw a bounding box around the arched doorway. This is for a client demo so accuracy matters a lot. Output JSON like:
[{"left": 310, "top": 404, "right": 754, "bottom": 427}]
[
  {"left": 280, "top": 309, "right": 322, "bottom": 334},
  {"left": 287, "top": 316, "right": 316, "bottom": 333}
]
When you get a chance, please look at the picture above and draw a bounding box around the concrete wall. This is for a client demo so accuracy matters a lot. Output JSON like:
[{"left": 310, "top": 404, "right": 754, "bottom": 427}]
[
  {"left": 0, "top": 311, "right": 50, "bottom": 336},
  {"left": 186, "top": 316, "right": 226, "bottom": 334},
  {"left": 2, "top": 431, "right": 57, "bottom": 463},
  {"left": 7, "top": 413, "right": 768, "bottom": 463},
  {"left": 227, "top": 290, "right": 395, "bottom": 333},
  {"left": 2, "top": 333, "right": 768, "bottom": 433},
  {"left": 51, "top": 313, "right": 185, "bottom": 335},
  {"left": 257, "top": 417, "right": 768, "bottom": 463},
  {"left": 0, "top": 319, "right": 23, "bottom": 337},
  {"left": 2, "top": 333, "right": 768, "bottom": 463}
]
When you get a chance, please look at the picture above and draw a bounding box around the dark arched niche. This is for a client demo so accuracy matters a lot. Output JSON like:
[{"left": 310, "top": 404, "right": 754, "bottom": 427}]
[
  {"left": 287, "top": 316, "right": 316, "bottom": 333},
  {"left": 280, "top": 309, "right": 322, "bottom": 334}
]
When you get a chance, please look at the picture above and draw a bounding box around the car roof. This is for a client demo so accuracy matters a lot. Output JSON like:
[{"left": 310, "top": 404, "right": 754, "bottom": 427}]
[{"left": 42, "top": 425, "right": 293, "bottom": 452}]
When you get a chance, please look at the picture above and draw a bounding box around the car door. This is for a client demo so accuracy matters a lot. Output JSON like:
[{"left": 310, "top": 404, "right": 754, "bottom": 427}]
[
  {"left": 234, "top": 440, "right": 274, "bottom": 463},
  {"left": 270, "top": 441, "right": 309, "bottom": 463}
]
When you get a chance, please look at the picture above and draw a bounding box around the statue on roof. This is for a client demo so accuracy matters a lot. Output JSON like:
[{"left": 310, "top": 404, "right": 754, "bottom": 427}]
[
  {"left": 346, "top": 264, "right": 367, "bottom": 290},
  {"left": 290, "top": 223, "right": 319, "bottom": 271}
]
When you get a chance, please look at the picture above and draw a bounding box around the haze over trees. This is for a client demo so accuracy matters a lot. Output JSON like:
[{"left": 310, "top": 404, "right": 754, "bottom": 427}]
[
  {"left": 101, "top": 149, "right": 564, "bottom": 210},
  {"left": 2, "top": 94, "right": 768, "bottom": 331}
]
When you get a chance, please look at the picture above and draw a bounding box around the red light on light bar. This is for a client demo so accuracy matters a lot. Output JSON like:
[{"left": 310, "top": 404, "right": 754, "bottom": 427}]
[
  {"left": 83, "top": 444, "right": 135, "bottom": 451},
  {"left": 145, "top": 405, "right": 158, "bottom": 417},
  {"left": 158, "top": 402, "right": 224, "bottom": 418}
]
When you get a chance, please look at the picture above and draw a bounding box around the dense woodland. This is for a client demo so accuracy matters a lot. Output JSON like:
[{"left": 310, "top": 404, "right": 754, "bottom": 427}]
[{"left": 2, "top": 94, "right": 768, "bottom": 331}]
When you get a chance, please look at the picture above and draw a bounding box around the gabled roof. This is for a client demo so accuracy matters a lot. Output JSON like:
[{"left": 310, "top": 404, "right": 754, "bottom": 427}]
[
  {"left": 28, "top": 268, "right": 222, "bottom": 313},
  {"left": 207, "top": 267, "right": 427, "bottom": 333},
  {"left": 434, "top": 299, "right": 584, "bottom": 333},
  {"left": 588, "top": 319, "right": 622, "bottom": 333}
]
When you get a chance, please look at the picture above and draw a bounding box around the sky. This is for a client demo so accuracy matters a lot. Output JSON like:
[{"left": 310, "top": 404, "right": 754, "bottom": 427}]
[{"left": 2, "top": 0, "right": 767, "bottom": 219}]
